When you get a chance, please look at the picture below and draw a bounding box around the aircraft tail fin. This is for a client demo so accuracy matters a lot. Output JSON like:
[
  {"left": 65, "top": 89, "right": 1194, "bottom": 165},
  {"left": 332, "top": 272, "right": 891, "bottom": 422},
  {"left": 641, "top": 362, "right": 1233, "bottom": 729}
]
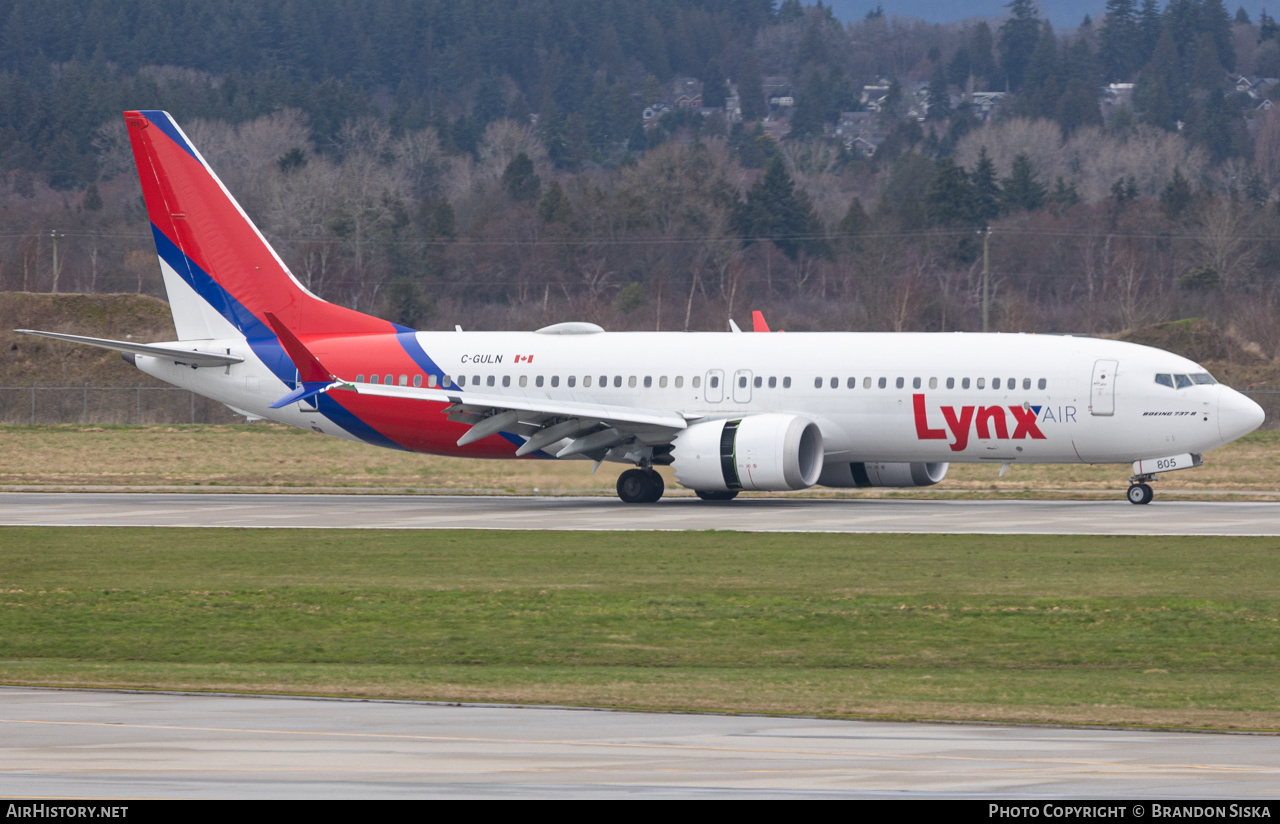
[{"left": 123, "top": 110, "right": 401, "bottom": 341}]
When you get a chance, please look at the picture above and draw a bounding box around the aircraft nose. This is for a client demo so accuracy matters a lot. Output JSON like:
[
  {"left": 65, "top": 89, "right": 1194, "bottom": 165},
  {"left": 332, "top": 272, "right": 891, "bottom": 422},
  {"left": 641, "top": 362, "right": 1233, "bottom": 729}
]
[{"left": 1218, "top": 386, "right": 1265, "bottom": 443}]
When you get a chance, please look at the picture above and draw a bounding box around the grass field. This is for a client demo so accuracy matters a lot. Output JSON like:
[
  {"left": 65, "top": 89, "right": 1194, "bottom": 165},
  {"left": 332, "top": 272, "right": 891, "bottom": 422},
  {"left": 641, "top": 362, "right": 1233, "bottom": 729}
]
[
  {"left": 1, "top": 424, "right": 1279, "bottom": 497},
  {"left": 3, "top": 527, "right": 1279, "bottom": 730}
]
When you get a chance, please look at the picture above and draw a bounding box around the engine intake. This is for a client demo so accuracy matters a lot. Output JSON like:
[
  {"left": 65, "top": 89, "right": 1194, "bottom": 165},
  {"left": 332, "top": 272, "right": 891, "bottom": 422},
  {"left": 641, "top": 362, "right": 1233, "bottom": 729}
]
[
  {"left": 819, "top": 461, "right": 949, "bottom": 488},
  {"left": 671, "top": 414, "right": 824, "bottom": 492}
]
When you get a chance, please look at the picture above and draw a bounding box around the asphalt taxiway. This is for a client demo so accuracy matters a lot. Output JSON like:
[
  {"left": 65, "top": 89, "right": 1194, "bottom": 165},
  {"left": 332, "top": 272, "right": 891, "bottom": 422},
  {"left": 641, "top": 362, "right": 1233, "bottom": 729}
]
[
  {"left": 2, "top": 688, "right": 1278, "bottom": 799},
  {"left": 1, "top": 492, "right": 1279, "bottom": 534}
]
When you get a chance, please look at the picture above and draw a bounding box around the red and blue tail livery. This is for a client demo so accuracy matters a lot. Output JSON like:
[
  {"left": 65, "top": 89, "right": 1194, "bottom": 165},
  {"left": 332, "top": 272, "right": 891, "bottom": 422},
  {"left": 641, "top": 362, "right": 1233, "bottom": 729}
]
[{"left": 15, "top": 111, "right": 1266, "bottom": 504}]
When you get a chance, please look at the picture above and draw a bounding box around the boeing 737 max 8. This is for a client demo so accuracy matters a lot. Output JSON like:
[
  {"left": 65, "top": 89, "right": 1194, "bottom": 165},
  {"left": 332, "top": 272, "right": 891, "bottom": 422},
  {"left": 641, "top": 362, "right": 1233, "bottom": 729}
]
[{"left": 17, "top": 111, "right": 1267, "bottom": 504}]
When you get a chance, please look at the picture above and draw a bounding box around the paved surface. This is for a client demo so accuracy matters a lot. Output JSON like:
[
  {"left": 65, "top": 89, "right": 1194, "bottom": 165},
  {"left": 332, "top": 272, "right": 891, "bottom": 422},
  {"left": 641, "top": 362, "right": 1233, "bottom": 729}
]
[
  {"left": 1, "top": 688, "right": 1277, "bottom": 799},
  {"left": 1, "top": 492, "right": 1279, "bottom": 535}
]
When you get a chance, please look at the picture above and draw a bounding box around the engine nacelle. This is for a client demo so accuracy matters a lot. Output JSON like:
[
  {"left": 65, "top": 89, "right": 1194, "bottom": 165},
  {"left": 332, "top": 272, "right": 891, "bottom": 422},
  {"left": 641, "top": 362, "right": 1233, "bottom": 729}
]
[
  {"left": 819, "top": 461, "right": 949, "bottom": 488},
  {"left": 671, "top": 414, "right": 824, "bottom": 492}
]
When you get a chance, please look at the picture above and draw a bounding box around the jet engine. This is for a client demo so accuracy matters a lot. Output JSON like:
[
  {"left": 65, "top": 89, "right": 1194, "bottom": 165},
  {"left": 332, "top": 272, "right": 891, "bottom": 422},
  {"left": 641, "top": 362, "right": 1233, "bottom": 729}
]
[
  {"left": 671, "top": 414, "right": 824, "bottom": 492},
  {"left": 819, "top": 461, "right": 949, "bottom": 488}
]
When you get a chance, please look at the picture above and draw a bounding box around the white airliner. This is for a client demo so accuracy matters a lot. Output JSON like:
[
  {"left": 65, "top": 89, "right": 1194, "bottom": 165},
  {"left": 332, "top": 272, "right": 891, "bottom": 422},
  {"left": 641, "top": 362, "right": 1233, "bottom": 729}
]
[{"left": 18, "top": 111, "right": 1267, "bottom": 504}]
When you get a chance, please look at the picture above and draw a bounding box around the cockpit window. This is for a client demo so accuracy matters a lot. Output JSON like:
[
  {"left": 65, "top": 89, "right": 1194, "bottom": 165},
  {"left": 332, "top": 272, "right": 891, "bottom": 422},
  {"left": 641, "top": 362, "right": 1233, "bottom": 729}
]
[
  {"left": 1174, "top": 374, "right": 1193, "bottom": 389},
  {"left": 1155, "top": 374, "right": 1174, "bottom": 388},
  {"left": 1191, "top": 373, "right": 1216, "bottom": 385}
]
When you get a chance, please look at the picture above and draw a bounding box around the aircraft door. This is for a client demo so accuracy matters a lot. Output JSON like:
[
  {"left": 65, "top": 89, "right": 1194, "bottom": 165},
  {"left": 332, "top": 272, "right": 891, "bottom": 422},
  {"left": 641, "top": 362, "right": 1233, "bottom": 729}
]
[
  {"left": 1090, "top": 359, "right": 1118, "bottom": 416},
  {"left": 705, "top": 369, "right": 725, "bottom": 403},
  {"left": 733, "top": 369, "right": 753, "bottom": 403}
]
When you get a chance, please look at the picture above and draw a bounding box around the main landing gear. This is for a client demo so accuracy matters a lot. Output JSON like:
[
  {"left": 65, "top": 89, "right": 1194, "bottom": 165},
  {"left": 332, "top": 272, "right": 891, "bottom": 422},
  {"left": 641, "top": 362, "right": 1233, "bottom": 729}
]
[
  {"left": 617, "top": 468, "right": 664, "bottom": 503},
  {"left": 694, "top": 490, "right": 739, "bottom": 502},
  {"left": 1127, "top": 477, "right": 1155, "bottom": 505}
]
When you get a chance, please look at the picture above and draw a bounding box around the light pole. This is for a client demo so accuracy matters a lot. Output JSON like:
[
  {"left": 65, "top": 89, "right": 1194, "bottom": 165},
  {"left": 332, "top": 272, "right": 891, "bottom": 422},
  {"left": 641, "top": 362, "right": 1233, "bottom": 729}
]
[{"left": 50, "top": 229, "right": 65, "bottom": 293}]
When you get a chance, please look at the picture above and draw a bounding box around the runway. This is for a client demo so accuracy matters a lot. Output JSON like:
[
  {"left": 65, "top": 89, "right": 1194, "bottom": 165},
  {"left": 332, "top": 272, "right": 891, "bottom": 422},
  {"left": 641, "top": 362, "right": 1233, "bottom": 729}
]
[
  {"left": 1, "top": 492, "right": 1279, "bottom": 534},
  {"left": 2, "top": 688, "right": 1277, "bottom": 799}
]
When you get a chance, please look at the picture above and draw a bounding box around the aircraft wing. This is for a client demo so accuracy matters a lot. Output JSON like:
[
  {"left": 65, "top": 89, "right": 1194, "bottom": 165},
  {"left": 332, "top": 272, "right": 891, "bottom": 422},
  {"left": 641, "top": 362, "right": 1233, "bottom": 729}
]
[
  {"left": 336, "top": 380, "right": 689, "bottom": 458},
  {"left": 15, "top": 330, "right": 244, "bottom": 368}
]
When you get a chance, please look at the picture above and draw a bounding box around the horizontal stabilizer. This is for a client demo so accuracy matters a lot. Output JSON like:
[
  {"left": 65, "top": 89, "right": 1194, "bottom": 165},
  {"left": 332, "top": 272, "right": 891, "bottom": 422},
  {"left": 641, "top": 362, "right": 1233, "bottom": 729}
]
[
  {"left": 15, "top": 329, "right": 244, "bottom": 367},
  {"left": 269, "top": 381, "right": 341, "bottom": 410}
]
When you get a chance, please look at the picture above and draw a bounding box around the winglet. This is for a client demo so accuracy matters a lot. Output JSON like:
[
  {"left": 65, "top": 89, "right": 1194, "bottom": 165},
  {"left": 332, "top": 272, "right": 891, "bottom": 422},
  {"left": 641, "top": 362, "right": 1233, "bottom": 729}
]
[
  {"left": 265, "top": 312, "right": 333, "bottom": 383},
  {"left": 752, "top": 311, "right": 771, "bottom": 333}
]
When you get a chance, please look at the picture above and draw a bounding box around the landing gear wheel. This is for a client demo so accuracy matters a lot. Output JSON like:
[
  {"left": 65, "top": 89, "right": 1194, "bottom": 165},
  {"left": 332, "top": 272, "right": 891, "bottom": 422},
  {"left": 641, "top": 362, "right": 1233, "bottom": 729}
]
[
  {"left": 617, "top": 468, "right": 663, "bottom": 503},
  {"left": 695, "top": 489, "right": 739, "bottom": 502},
  {"left": 1127, "top": 483, "right": 1154, "bottom": 505}
]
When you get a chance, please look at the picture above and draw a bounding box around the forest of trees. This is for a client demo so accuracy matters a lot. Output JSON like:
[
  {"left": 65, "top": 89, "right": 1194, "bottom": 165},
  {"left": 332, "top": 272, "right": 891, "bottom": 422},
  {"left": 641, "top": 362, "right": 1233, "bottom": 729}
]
[{"left": 3, "top": 0, "right": 1280, "bottom": 363}]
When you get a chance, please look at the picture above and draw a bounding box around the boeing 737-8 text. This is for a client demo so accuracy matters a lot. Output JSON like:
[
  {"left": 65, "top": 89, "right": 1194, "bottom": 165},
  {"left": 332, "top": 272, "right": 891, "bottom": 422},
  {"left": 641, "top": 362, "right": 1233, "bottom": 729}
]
[{"left": 17, "top": 111, "right": 1266, "bottom": 504}]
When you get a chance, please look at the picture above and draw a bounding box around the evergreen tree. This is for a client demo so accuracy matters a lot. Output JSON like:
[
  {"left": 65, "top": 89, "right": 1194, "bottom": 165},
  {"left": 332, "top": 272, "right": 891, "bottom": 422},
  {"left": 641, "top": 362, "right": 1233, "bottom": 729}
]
[
  {"left": 1262, "top": 10, "right": 1280, "bottom": 42},
  {"left": 789, "top": 70, "right": 828, "bottom": 139},
  {"left": 1236, "top": 6, "right": 1251, "bottom": 25},
  {"left": 702, "top": 58, "right": 727, "bottom": 109},
  {"left": 1135, "top": 29, "right": 1185, "bottom": 130},
  {"left": 738, "top": 51, "right": 766, "bottom": 121},
  {"left": 971, "top": 146, "right": 1001, "bottom": 222},
  {"left": 734, "top": 155, "right": 828, "bottom": 260},
  {"left": 1100, "top": 0, "right": 1141, "bottom": 81},
  {"left": 926, "top": 65, "right": 951, "bottom": 121},
  {"left": 1018, "top": 21, "right": 1061, "bottom": 119},
  {"left": 947, "top": 44, "right": 972, "bottom": 88},
  {"left": 1138, "top": 0, "right": 1164, "bottom": 63},
  {"left": 998, "top": 0, "right": 1042, "bottom": 90},
  {"left": 1001, "top": 153, "right": 1046, "bottom": 212},
  {"left": 502, "top": 152, "right": 540, "bottom": 203},
  {"left": 926, "top": 156, "right": 975, "bottom": 226},
  {"left": 538, "top": 180, "right": 572, "bottom": 223},
  {"left": 970, "top": 22, "right": 998, "bottom": 87},
  {"left": 1160, "top": 166, "right": 1194, "bottom": 218}
]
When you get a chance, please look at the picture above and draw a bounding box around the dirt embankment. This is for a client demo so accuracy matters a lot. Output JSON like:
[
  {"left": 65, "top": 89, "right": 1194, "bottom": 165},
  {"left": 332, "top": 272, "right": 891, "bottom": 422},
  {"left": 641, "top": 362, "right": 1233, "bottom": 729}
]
[
  {"left": 0, "top": 292, "right": 176, "bottom": 387},
  {"left": 1116, "top": 318, "right": 1280, "bottom": 389}
]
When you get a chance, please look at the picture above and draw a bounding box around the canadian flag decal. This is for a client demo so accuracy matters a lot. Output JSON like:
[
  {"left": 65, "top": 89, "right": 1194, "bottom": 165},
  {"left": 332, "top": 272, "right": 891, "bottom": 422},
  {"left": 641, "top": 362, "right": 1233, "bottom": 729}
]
[{"left": 514, "top": 354, "right": 534, "bottom": 363}]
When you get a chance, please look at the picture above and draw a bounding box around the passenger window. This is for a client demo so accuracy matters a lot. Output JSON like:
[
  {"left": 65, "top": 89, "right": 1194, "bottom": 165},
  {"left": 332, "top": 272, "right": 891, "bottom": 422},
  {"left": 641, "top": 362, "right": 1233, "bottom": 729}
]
[
  {"left": 740, "top": 376, "right": 748, "bottom": 388},
  {"left": 385, "top": 374, "right": 394, "bottom": 385},
  {"left": 977, "top": 378, "right": 986, "bottom": 389},
  {"left": 601, "top": 375, "right": 608, "bottom": 387},
  {"left": 895, "top": 377, "right": 904, "bottom": 389},
  {"left": 708, "top": 376, "right": 718, "bottom": 389},
  {"left": 659, "top": 376, "right": 668, "bottom": 388},
  {"left": 1008, "top": 377, "right": 1015, "bottom": 389},
  {"left": 394, "top": 375, "right": 403, "bottom": 386},
  {"left": 628, "top": 376, "right": 636, "bottom": 388},
  {"left": 993, "top": 378, "right": 1001, "bottom": 390},
  {"left": 929, "top": 377, "right": 937, "bottom": 389},
  {"left": 442, "top": 375, "right": 451, "bottom": 387},
  {"left": 827, "top": 377, "right": 836, "bottom": 388},
  {"left": 472, "top": 375, "right": 479, "bottom": 385},
  {"left": 569, "top": 376, "right": 577, "bottom": 387},
  {"left": 754, "top": 376, "right": 762, "bottom": 388},
  {"left": 676, "top": 376, "right": 684, "bottom": 388},
  {"left": 912, "top": 377, "right": 921, "bottom": 389},
  {"left": 644, "top": 376, "right": 652, "bottom": 388},
  {"left": 783, "top": 377, "right": 791, "bottom": 388},
  {"left": 584, "top": 376, "right": 592, "bottom": 387},
  {"left": 962, "top": 378, "right": 971, "bottom": 389},
  {"left": 551, "top": 376, "right": 559, "bottom": 387},
  {"left": 769, "top": 377, "right": 777, "bottom": 388},
  {"left": 413, "top": 374, "right": 422, "bottom": 388},
  {"left": 519, "top": 376, "right": 528, "bottom": 388},
  {"left": 814, "top": 377, "right": 823, "bottom": 389},
  {"left": 1155, "top": 374, "right": 1174, "bottom": 389},
  {"left": 397, "top": 374, "right": 406, "bottom": 386},
  {"left": 1038, "top": 378, "right": 1047, "bottom": 390},
  {"left": 355, "top": 374, "right": 364, "bottom": 383},
  {"left": 878, "top": 377, "right": 887, "bottom": 389},
  {"left": 847, "top": 377, "right": 856, "bottom": 388},
  {"left": 693, "top": 376, "right": 701, "bottom": 388},
  {"left": 946, "top": 378, "right": 954, "bottom": 389},
  {"left": 863, "top": 377, "right": 872, "bottom": 389},
  {"left": 487, "top": 376, "right": 496, "bottom": 387},
  {"left": 1023, "top": 378, "right": 1031, "bottom": 390},
  {"left": 1174, "top": 374, "right": 1192, "bottom": 389},
  {"left": 534, "top": 376, "right": 542, "bottom": 387},
  {"left": 428, "top": 375, "right": 438, "bottom": 388}
]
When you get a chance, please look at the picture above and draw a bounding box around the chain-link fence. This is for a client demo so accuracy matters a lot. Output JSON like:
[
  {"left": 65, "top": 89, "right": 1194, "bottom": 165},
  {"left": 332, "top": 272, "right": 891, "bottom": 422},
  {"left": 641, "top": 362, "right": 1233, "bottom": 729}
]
[
  {"left": 2, "top": 385, "right": 1278, "bottom": 428},
  {"left": 0, "top": 386, "right": 245, "bottom": 424}
]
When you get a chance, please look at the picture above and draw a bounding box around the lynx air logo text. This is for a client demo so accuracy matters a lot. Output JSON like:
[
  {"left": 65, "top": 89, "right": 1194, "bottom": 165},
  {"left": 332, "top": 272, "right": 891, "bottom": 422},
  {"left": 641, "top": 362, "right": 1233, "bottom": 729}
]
[{"left": 913, "top": 394, "right": 1073, "bottom": 451}]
